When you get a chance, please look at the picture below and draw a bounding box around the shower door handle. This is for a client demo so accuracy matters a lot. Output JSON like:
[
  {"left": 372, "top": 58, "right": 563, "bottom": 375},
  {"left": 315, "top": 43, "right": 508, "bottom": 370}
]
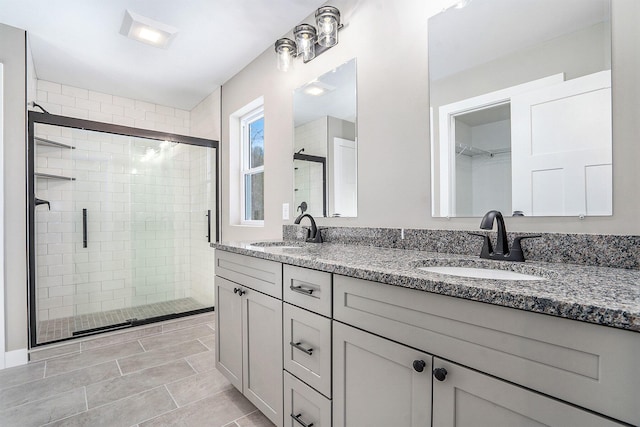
[
  {"left": 206, "top": 210, "right": 211, "bottom": 243},
  {"left": 82, "top": 209, "right": 87, "bottom": 248}
]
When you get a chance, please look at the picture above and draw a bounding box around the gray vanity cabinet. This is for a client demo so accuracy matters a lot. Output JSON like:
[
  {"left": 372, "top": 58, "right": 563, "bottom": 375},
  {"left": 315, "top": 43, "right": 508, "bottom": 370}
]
[
  {"left": 215, "top": 252, "right": 284, "bottom": 427},
  {"left": 214, "top": 248, "right": 637, "bottom": 426},
  {"left": 333, "top": 321, "right": 433, "bottom": 427},
  {"left": 333, "top": 274, "right": 636, "bottom": 426}
]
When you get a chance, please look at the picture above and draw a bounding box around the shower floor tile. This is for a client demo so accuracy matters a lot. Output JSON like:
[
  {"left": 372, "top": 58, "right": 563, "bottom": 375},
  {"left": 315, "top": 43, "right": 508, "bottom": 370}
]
[{"left": 37, "top": 298, "right": 209, "bottom": 344}]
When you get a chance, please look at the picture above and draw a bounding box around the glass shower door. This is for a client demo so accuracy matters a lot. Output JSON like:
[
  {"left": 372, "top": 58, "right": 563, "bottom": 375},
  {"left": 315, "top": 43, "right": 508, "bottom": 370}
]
[{"left": 29, "top": 113, "right": 218, "bottom": 346}]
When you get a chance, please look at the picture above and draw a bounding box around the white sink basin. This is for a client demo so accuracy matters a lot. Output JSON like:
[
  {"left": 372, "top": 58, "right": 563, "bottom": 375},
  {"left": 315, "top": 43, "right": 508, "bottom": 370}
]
[{"left": 418, "top": 266, "right": 546, "bottom": 281}]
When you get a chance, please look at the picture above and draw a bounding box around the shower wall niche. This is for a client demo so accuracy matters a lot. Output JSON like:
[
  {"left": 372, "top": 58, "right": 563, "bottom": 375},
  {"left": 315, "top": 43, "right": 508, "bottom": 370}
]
[{"left": 28, "top": 112, "right": 219, "bottom": 346}]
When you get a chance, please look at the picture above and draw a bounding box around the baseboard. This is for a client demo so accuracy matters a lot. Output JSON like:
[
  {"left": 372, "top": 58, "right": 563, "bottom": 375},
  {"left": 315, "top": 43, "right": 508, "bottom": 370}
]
[{"left": 4, "top": 348, "right": 28, "bottom": 369}]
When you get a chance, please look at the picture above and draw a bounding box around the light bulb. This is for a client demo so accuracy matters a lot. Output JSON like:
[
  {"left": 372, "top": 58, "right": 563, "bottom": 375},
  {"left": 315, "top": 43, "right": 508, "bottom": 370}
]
[{"left": 315, "top": 6, "right": 340, "bottom": 48}]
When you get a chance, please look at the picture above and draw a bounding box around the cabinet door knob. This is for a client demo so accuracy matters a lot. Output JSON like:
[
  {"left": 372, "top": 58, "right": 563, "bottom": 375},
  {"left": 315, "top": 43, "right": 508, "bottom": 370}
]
[
  {"left": 433, "top": 367, "right": 448, "bottom": 381},
  {"left": 233, "top": 288, "right": 245, "bottom": 296},
  {"left": 413, "top": 359, "right": 426, "bottom": 372}
]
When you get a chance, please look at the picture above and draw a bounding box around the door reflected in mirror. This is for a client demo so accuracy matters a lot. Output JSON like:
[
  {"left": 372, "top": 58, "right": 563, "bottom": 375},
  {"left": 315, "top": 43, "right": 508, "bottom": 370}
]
[
  {"left": 429, "top": 0, "right": 612, "bottom": 218},
  {"left": 293, "top": 58, "right": 357, "bottom": 218}
]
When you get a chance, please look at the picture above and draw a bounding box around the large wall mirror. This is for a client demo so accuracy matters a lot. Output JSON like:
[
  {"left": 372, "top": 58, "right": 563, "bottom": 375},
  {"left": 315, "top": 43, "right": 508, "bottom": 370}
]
[
  {"left": 429, "top": 0, "right": 612, "bottom": 218},
  {"left": 293, "top": 58, "right": 357, "bottom": 218}
]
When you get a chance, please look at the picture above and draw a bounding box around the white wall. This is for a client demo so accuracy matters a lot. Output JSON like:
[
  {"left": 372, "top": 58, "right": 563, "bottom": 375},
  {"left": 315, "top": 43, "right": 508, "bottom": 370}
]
[
  {"left": 1, "top": 23, "right": 28, "bottom": 362},
  {"left": 219, "top": 0, "right": 640, "bottom": 240}
]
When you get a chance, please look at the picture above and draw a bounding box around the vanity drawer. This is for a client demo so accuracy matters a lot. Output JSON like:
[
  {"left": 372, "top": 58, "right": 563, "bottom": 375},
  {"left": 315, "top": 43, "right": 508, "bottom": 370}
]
[
  {"left": 284, "top": 371, "right": 331, "bottom": 427},
  {"left": 334, "top": 275, "right": 640, "bottom": 426},
  {"left": 283, "top": 264, "right": 332, "bottom": 317},
  {"left": 284, "top": 303, "right": 332, "bottom": 398},
  {"left": 215, "top": 250, "right": 282, "bottom": 299}
]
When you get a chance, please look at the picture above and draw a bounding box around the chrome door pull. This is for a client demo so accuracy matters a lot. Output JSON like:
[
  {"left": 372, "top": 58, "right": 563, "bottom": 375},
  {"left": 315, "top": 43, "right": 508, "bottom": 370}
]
[{"left": 290, "top": 341, "right": 313, "bottom": 355}]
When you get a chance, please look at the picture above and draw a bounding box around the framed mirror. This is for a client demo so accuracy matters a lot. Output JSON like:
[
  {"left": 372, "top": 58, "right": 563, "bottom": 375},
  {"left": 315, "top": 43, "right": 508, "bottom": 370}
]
[
  {"left": 293, "top": 58, "right": 357, "bottom": 218},
  {"left": 429, "top": 0, "right": 612, "bottom": 217}
]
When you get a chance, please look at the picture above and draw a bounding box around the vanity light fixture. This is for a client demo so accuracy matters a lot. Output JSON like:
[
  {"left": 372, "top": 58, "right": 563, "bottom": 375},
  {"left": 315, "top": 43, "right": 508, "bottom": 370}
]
[
  {"left": 275, "top": 5, "right": 342, "bottom": 71},
  {"left": 120, "top": 10, "right": 178, "bottom": 49}
]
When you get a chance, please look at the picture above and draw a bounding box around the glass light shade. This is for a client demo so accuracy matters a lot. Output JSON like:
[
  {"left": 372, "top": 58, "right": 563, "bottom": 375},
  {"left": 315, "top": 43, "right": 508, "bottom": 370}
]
[
  {"left": 294, "top": 24, "right": 316, "bottom": 62},
  {"left": 315, "top": 6, "right": 340, "bottom": 47},
  {"left": 275, "top": 38, "right": 296, "bottom": 72}
]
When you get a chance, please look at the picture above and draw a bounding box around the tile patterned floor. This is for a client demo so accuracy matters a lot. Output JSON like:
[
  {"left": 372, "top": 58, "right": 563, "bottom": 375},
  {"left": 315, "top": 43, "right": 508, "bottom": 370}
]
[
  {"left": 37, "top": 298, "right": 209, "bottom": 344},
  {"left": 1, "top": 312, "right": 274, "bottom": 427}
]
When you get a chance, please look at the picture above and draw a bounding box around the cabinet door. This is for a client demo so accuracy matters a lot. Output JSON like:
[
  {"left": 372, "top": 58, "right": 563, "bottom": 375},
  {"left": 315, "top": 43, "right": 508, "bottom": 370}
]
[
  {"left": 243, "top": 288, "right": 284, "bottom": 427},
  {"left": 432, "top": 358, "right": 625, "bottom": 427},
  {"left": 215, "top": 277, "right": 243, "bottom": 390},
  {"left": 333, "top": 322, "right": 432, "bottom": 427}
]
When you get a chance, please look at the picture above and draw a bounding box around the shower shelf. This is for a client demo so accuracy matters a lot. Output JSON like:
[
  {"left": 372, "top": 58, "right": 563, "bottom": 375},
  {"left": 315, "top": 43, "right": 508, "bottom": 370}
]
[
  {"left": 35, "top": 137, "right": 76, "bottom": 149},
  {"left": 35, "top": 172, "right": 75, "bottom": 181}
]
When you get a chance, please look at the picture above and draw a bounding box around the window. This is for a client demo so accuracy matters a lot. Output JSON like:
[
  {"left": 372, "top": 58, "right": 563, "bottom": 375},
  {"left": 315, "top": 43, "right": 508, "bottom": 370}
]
[{"left": 241, "top": 107, "right": 264, "bottom": 223}]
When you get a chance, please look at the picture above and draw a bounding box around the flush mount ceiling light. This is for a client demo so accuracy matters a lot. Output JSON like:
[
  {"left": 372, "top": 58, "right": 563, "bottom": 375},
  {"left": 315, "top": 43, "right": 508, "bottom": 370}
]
[
  {"left": 120, "top": 10, "right": 178, "bottom": 49},
  {"left": 274, "top": 5, "right": 343, "bottom": 71}
]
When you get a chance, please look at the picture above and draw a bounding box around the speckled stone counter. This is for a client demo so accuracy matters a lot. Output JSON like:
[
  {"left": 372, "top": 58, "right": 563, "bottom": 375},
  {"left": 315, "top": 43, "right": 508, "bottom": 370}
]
[{"left": 213, "top": 241, "right": 640, "bottom": 332}]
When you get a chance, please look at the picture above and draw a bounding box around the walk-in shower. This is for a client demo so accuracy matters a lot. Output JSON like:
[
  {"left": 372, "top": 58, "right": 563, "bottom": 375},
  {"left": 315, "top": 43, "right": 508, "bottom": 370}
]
[{"left": 28, "top": 112, "right": 219, "bottom": 347}]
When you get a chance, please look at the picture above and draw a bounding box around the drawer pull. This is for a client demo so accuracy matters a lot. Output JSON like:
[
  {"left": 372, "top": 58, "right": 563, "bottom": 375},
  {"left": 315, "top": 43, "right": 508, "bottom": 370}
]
[
  {"left": 290, "top": 285, "right": 314, "bottom": 295},
  {"left": 290, "top": 341, "right": 314, "bottom": 355},
  {"left": 291, "top": 413, "right": 314, "bottom": 427}
]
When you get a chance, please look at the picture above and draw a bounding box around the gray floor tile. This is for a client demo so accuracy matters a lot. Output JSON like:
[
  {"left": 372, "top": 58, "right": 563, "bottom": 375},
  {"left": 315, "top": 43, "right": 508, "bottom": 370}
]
[
  {"left": 140, "top": 388, "right": 256, "bottom": 427},
  {"left": 139, "top": 324, "right": 214, "bottom": 351},
  {"left": 185, "top": 348, "right": 216, "bottom": 373},
  {"left": 45, "top": 340, "right": 144, "bottom": 377},
  {"left": 236, "top": 411, "right": 276, "bottom": 427},
  {"left": 118, "top": 339, "right": 208, "bottom": 374},
  {"left": 161, "top": 312, "right": 215, "bottom": 333},
  {"left": 0, "top": 387, "right": 86, "bottom": 427},
  {"left": 199, "top": 334, "right": 216, "bottom": 351},
  {"left": 166, "top": 366, "right": 232, "bottom": 407},
  {"left": 80, "top": 325, "right": 162, "bottom": 351},
  {"left": 86, "top": 359, "right": 194, "bottom": 408},
  {"left": 0, "top": 361, "right": 119, "bottom": 411},
  {"left": 0, "top": 361, "right": 45, "bottom": 390},
  {"left": 45, "top": 386, "right": 176, "bottom": 427},
  {"left": 30, "top": 342, "right": 81, "bottom": 362}
]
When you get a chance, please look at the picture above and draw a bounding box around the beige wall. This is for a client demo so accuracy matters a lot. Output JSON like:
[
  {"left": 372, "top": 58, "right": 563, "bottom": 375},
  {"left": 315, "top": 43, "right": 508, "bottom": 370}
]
[
  {"left": 1, "top": 23, "right": 28, "bottom": 352},
  {"left": 220, "top": 0, "right": 640, "bottom": 241}
]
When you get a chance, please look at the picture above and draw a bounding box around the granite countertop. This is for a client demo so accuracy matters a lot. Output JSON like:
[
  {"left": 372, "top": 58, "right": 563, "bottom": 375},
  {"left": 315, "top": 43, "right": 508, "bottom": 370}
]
[{"left": 213, "top": 240, "right": 640, "bottom": 332}]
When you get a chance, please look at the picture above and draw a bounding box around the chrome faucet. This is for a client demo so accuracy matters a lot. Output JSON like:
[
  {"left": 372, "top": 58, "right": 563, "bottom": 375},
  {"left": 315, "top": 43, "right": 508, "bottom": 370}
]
[
  {"left": 471, "top": 210, "right": 540, "bottom": 262},
  {"left": 294, "top": 212, "right": 323, "bottom": 243}
]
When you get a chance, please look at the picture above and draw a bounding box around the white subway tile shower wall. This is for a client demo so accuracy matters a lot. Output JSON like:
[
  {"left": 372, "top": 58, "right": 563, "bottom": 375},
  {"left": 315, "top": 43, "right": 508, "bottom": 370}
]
[
  {"left": 36, "top": 80, "right": 191, "bottom": 134},
  {"left": 33, "top": 80, "right": 215, "bottom": 323}
]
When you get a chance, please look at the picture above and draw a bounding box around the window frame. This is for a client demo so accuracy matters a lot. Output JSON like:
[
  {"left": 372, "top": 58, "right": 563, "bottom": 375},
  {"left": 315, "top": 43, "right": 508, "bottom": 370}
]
[{"left": 240, "top": 106, "right": 265, "bottom": 225}]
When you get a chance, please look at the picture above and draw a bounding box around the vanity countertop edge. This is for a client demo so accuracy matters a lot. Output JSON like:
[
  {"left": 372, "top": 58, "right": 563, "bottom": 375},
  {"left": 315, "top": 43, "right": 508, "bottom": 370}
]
[{"left": 212, "top": 241, "right": 640, "bottom": 332}]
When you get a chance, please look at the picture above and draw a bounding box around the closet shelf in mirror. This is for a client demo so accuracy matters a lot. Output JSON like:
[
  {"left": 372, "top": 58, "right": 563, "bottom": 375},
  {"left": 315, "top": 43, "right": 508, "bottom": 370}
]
[
  {"left": 35, "top": 172, "right": 75, "bottom": 181},
  {"left": 455, "top": 143, "right": 510, "bottom": 158},
  {"left": 35, "top": 136, "right": 76, "bottom": 149}
]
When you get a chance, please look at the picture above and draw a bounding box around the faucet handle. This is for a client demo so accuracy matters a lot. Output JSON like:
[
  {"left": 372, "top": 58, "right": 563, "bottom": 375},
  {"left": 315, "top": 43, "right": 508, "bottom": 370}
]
[
  {"left": 507, "top": 235, "right": 542, "bottom": 262},
  {"left": 468, "top": 232, "right": 493, "bottom": 259}
]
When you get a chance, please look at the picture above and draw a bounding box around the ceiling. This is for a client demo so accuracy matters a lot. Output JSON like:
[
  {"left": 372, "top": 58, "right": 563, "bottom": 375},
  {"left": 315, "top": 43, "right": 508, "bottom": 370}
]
[{"left": 0, "top": 0, "right": 327, "bottom": 110}]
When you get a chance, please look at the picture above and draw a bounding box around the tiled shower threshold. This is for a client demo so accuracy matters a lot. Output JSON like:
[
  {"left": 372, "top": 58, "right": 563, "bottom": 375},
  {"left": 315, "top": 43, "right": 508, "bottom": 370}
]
[{"left": 37, "top": 297, "right": 209, "bottom": 345}]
